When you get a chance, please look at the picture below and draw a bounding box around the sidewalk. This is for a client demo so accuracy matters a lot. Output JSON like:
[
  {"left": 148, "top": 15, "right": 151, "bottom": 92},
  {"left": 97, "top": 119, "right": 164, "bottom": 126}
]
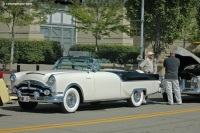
[{"left": 2, "top": 64, "right": 53, "bottom": 87}]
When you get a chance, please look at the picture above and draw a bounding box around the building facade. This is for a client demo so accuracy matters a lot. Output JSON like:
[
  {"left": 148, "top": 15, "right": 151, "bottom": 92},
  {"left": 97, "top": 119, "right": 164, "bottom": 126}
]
[{"left": 0, "top": 0, "right": 133, "bottom": 56}]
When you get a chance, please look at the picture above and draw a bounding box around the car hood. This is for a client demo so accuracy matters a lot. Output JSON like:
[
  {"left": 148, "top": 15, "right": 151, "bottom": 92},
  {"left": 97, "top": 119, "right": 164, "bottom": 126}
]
[
  {"left": 15, "top": 69, "right": 87, "bottom": 84},
  {"left": 25, "top": 69, "right": 86, "bottom": 76},
  {"left": 175, "top": 47, "right": 200, "bottom": 71}
]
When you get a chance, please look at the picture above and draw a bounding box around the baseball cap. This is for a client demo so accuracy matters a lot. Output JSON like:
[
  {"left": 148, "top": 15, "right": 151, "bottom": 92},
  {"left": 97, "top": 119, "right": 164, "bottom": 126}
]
[{"left": 147, "top": 51, "right": 154, "bottom": 56}]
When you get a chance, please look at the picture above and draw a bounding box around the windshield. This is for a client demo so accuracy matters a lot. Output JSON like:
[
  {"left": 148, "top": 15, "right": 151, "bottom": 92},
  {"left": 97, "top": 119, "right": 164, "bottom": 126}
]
[{"left": 52, "top": 57, "right": 94, "bottom": 71}]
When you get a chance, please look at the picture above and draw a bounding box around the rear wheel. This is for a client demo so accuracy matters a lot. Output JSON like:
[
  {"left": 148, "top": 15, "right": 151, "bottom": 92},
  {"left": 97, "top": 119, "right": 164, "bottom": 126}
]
[
  {"left": 18, "top": 101, "right": 38, "bottom": 110},
  {"left": 59, "top": 88, "right": 80, "bottom": 113},
  {"left": 127, "top": 90, "right": 144, "bottom": 107}
]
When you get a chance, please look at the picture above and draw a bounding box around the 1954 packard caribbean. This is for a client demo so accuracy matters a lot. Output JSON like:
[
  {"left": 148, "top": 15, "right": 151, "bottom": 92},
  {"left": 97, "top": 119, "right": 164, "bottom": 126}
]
[
  {"left": 10, "top": 56, "right": 161, "bottom": 113},
  {"left": 162, "top": 47, "right": 200, "bottom": 101}
]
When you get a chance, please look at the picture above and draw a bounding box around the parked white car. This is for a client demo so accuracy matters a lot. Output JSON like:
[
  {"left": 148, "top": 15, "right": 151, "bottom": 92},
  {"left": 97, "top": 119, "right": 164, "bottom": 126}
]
[{"left": 10, "top": 56, "right": 161, "bottom": 113}]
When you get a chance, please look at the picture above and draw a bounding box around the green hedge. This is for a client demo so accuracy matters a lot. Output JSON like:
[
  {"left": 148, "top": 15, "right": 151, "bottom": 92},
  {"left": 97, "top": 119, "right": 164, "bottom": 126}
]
[
  {"left": 0, "top": 38, "right": 63, "bottom": 64},
  {"left": 70, "top": 44, "right": 139, "bottom": 64}
]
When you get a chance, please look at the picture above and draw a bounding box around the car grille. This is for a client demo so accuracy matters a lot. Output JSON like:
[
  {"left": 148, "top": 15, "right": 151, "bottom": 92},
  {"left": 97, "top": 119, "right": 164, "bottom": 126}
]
[
  {"left": 15, "top": 80, "right": 51, "bottom": 96},
  {"left": 185, "top": 80, "right": 191, "bottom": 88},
  {"left": 180, "top": 79, "right": 192, "bottom": 89}
]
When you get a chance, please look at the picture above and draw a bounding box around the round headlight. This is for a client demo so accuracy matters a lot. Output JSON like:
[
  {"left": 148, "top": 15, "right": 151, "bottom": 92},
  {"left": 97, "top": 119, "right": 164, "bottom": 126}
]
[
  {"left": 10, "top": 73, "right": 16, "bottom": 82},
  {"left": 192, "top": 77, "right": 199, "bottom": 83},
  {"left": 47, "top": 75, "right": 56, "bottom": 85},
  {"left": 44, "top": 89, "right": 51, "bottom": 96}
]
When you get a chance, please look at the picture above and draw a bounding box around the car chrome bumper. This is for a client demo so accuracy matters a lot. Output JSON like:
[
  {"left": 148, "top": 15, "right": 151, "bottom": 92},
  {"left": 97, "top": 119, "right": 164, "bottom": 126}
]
[
  {"left": 11, "top": 94, "right": 63, "bottom": 103},
  {"left": 161, "top": 88, "right": 200, "bottom": 95},
  {"left": 181, "top": 88, "right": 200, "bottom": 94}
]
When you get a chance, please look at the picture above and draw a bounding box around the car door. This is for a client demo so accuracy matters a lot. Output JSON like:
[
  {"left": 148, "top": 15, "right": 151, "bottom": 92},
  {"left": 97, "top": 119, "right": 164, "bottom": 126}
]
[{"left": 93, "top": 71, "right": 121, "bottom": 100}]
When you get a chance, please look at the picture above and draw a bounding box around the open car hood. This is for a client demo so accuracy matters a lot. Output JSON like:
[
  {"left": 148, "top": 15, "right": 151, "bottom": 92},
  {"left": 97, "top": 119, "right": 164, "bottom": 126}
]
[{"left": 175, "top": 47, "right": 200, "bottom": 71}]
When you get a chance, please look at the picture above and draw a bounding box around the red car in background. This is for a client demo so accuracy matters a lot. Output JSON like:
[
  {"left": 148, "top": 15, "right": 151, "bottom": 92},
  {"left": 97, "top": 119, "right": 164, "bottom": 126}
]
[{"left": 0, "top": 71, "right": 3, "bottom": 79}]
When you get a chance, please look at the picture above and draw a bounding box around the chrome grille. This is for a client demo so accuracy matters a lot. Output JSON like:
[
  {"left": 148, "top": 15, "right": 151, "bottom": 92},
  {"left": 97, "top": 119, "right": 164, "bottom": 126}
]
[
  {"left": 185, "top": 80, "right": 191, "bottom": 88},
  {"left": 15, "top": 80, "right": 51, "bottom": 96}
]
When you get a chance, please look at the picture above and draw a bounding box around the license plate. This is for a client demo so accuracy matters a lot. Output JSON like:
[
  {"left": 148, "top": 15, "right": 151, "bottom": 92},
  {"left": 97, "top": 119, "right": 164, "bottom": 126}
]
[{"left": 20, "top": 96, "right": 30, "bottom": 102}]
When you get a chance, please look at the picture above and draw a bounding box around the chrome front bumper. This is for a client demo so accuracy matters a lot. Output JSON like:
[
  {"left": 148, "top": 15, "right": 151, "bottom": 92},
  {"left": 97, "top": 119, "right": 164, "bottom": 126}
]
[
  {"left": 179, "top": 79, "right": 200, "bottom": 95},
  {"left": 12, "top": 80, "right": 64, "bottom": 103},
  {"left": 161, "top": 87, "right": 200, "bottom": 95},
  {"left": 11, "top": 94, "right": 63, "bottom": 103},
  {"left": 181, "top": 88, "right": 200, "bottom": 95},
  {"left": 161, "top": 79, "right": 200, "bottom": 95}
]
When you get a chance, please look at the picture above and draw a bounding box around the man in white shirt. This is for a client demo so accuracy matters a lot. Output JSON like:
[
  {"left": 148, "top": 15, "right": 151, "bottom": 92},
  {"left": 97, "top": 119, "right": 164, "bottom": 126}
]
[
  {"left": 139, "top": 51, "right": 154, "bottom": 74},
  {"left": 139, "top": 51, "right": 155, "bottom": 104}
]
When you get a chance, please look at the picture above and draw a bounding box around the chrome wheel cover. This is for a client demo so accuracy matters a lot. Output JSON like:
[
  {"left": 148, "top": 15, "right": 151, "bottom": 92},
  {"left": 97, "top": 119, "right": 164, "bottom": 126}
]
[
  {"left": 66, "top": 93, "right": 76, "bottom": 108},
  {"left": 134, "top": 91, "right": 141, "bottom": 103}
]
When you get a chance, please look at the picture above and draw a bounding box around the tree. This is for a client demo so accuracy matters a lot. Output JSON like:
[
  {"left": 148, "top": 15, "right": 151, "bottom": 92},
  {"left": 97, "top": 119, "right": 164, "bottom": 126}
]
[
  {"left": 187, "top": 1, "right": 200, "bottom": 42},
  {"left": 197, "top": 1, "right": 200, "bottom": 29},
  {"left": 0, "top": 0, "right": 58, "bottom": 71},
  {"left": 125, "top": 0, "right": 199, "bottom": 64},
  {"left": 66, "top": 0, "right": 130, "bottom": 52}
]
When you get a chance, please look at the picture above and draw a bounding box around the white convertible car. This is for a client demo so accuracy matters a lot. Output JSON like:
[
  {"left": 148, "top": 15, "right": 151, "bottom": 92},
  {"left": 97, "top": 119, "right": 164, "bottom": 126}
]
[{"left": 10, "top": 56, "right": 161, "bottom": 113}]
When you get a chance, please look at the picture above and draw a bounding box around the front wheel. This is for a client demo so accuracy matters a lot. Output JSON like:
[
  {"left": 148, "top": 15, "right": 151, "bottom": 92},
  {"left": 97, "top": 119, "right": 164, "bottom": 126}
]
[
  {"left": 60, "top": 88, "right": 80, "bottom": 113},
  {"left": 127, "top": 90, "right": 144, "bottom": 107},
  {"left": 18, "top": 101, "right": 38, "bottom": 110}
]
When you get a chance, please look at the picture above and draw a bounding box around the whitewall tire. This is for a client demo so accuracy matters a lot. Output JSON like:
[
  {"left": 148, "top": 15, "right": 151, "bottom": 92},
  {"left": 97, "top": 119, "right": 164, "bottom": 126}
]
[
  {"left": 128, "top": 90, "right": 144, "bottom": 107},
  {"left": 60, "top": 88, "right": 80, "bottom": 113}
]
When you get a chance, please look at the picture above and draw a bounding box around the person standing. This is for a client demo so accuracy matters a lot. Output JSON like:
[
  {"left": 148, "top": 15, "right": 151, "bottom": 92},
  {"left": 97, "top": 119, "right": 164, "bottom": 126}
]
[
  {"left": 163, "top": 50, "right": 182, "bottom": 105},
  {"left": 139, "top": 51, "right": 154, "bottom": 74},
  {"left": 139, "top": 51, "right": 155, "bottom": 104}
]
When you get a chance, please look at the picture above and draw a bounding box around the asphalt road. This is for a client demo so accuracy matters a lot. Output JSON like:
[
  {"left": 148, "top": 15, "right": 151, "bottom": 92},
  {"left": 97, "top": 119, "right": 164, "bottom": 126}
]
[{"left": 1, "top": 93, "right": 200, "bottom": 133}]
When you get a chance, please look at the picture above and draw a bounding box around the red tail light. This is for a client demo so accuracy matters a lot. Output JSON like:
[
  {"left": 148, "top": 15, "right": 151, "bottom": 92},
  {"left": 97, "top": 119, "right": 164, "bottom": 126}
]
[{"left": 0, "top": 71, "right": 4, "bottom": 79}]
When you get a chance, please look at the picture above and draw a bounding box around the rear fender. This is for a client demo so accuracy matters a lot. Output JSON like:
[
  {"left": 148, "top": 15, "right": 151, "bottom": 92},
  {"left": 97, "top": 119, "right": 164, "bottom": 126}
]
[{"left": 133, "top": 88, "right": 147, "bottom": 96}]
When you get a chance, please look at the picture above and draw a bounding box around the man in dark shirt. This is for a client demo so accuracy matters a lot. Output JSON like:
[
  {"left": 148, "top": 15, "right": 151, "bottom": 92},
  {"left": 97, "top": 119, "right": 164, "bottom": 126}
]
[{"left": 163, "top": 50, "right": 182, "bottom": 105}]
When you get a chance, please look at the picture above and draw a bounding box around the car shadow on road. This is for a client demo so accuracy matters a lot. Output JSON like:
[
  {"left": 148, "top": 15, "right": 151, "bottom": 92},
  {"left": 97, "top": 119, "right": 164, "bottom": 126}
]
[
  {"left": 1, "top": 96, "right": 200, "bottom": 113},
  {"left": 1, "top": 103, "right": 62, "bottom": 114},
  {"left": 148, "top": 95, "right": 200, "bottom": 105},
  {"left": 78, "top": 101, "right": 130, "bottom": 111},
  {"left": 0, "top": 114, "right": 11, "bottom": 117},
  {"left": 1, "top": 101, "right": 132, "bottom": 114}
]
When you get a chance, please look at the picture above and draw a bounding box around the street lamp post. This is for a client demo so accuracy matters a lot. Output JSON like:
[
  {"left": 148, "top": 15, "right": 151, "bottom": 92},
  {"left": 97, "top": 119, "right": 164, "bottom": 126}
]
[{"left": 140, "top": 0, "right": 144, "bottom": 60}]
